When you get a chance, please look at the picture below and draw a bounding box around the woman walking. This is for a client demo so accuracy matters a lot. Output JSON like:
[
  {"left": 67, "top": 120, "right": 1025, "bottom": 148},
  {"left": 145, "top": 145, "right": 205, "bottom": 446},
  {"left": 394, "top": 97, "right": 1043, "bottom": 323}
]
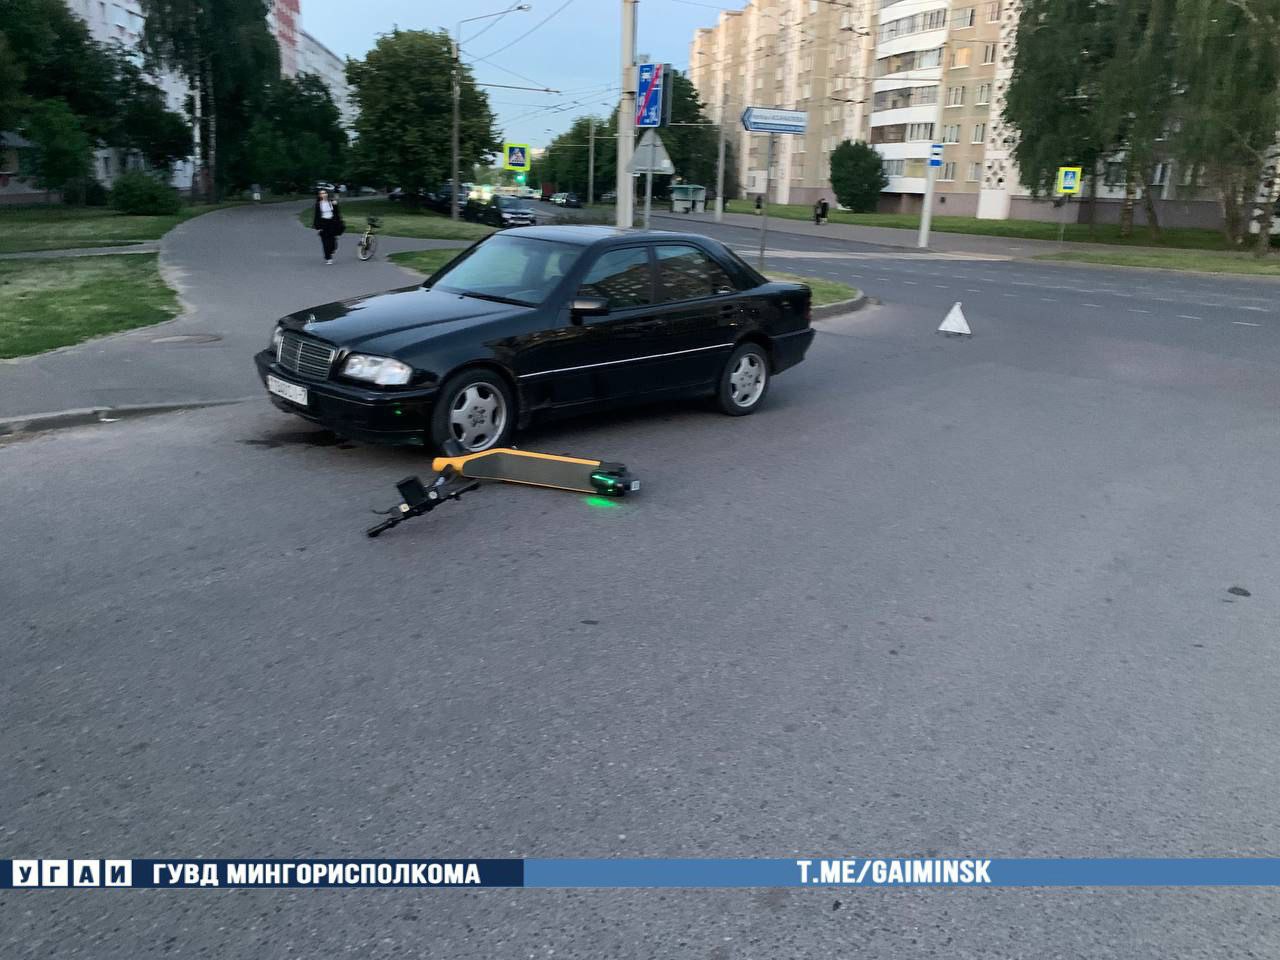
[{"left": 312, "top": 188, "right": 344, "bottom": 264}]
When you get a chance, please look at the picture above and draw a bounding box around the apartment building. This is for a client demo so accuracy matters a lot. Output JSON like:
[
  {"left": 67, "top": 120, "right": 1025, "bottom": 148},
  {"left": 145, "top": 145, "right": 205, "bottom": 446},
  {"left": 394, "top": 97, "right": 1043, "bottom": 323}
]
[
  {"left": 690, "top": 0, "right": 1222, "bottom": 225},
  {"left": 690, "top": 0, "right": 876, "bottom": 207},
  {"left": 298, "top": 30, "right": 355, "bottom": 131}
]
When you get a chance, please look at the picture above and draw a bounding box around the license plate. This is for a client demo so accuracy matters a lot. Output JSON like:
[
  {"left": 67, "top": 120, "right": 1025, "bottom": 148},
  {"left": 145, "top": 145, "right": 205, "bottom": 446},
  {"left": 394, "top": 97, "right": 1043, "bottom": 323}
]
[{"left": 267, "top": 374, "right": 307, "bottom": 406}]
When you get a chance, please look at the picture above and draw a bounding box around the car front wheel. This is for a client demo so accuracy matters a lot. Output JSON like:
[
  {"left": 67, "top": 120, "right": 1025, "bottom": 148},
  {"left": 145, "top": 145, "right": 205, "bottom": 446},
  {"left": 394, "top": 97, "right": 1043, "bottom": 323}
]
[
  {"left": 430, "top": 369, "right": 515, "bottom": 453},
  {"left": 716, "top": 342, "right": 770, "bottom": 416}
]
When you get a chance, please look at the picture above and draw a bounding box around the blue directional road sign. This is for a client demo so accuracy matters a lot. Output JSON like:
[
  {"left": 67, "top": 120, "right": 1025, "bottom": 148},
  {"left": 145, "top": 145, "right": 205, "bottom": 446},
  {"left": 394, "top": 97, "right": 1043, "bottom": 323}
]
[
  {"left": 929, "top": 143, "right": 944, "bottom": 167},
  {"left": 740, "top": 106, "right": 808, "bottom": 135},
  {"left": 636, "top": 63, "right": 665, "bottom": 128}
]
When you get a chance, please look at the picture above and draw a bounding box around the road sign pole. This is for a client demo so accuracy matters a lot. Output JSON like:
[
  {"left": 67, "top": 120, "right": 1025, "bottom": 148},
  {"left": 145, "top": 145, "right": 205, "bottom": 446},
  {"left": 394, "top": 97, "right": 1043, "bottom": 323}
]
[
  {"left": 714, "top": 89, "right": 726, "bottom": 223},
  {"left": 451, "top": 41, "right": 460, "bottom": 221},
  {"left": 643, "top": 136, "right": 655, "bottom": 229},
  {"left": 758, "top": 133, "right": 774, "bottom": 270},
  {"left": 918, "top": 150, "right": 938, "bottom": 249},
  {"left": 616, "top": 0, "right": 637, "bottom": 229},
  {"left": 1058, "top": 194, "right": 1069, "bottom": 247}
]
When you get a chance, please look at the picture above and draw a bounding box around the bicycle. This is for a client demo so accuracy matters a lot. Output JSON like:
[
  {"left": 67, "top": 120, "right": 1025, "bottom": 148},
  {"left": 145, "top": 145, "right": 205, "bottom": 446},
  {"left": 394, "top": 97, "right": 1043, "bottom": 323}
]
[{"left": 356, "top": 216, "right": 380, "bottom": 261}]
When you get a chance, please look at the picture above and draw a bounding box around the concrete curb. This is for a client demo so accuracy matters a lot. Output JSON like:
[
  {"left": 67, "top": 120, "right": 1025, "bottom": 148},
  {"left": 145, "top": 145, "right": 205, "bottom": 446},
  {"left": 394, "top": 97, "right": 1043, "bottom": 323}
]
[
  {"left": 811, "top": 292, "right": 868, "bottom": 318},
  {"left": 0, "top": 397, "right": 256, "bottom": 439}
]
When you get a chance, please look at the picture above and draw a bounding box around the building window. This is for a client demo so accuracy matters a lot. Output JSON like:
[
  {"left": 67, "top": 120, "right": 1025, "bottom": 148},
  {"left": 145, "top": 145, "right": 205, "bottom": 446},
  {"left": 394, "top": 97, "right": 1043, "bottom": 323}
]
[
  {"left": 972, "top": 122, "right": 985, "bottom": 143},
  {"left": 1104, "top": 162, "right": 1126, "bottom": 187},
  {"left": 906, "top": 122, "right": 934, "bottom": 140},
  {"left": 986, "top": 1, "right": 1000, "bottom": 20},
  {"left": 976, "top": 83, "right": 991, "bottom": 104},
  {"left": 939, "top": 161, "right": 957, "bottom": 181},
  {"left": 982, "top": 43, "right": 997, "bottom": 64},
  {"left": 952, "top": 6, "right": 975, "bottom": 27},
  {"left": 951, "top": 47, "right": 972, "bottom": 68},
  {"left": 883, "top": 158, "right": 906, "bottom": 177},
  {"left": 919, "top": 48, "right": 943, "bottom": 68},
  {"left": 924, "top": 8, "right": 947, "bottom": 30},
  {"left": 1151, "top": 162, "right": 1169, "bottom": 185},
  {"left": 870, "top": 124, "right": 907, "bottom": 144},
  {"left": 946, "top": 86, "right": 965, "bottom": 106},
  {"left": 968, "top": 161, "right": 982, "bottom": 181},
  {"left": 942, "top": 124, "right": 961, "bottom": 143}
]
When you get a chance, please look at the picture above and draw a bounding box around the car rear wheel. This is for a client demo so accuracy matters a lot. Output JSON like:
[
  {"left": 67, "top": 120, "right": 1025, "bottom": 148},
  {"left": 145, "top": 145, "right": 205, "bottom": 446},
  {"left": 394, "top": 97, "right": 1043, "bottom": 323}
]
[
  {"left": 716, "top": 342, "right": 770, "bottom": 416},
  {"left": 431, "top": 369, "right": 515, "bottom": 453}
]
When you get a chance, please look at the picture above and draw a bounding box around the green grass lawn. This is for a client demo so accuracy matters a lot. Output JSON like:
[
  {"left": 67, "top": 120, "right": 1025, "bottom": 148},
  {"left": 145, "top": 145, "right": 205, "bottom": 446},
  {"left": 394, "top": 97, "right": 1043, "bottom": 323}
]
[
  {"left": 767, "top": 272, "right": 860, "bottom": 306},
  {"left": 1037, "top": 248, "right": 1280, "bottom": 277},
  {"left": 0, "top": 202, "right": 249, "bottom": 255},
  {"left": 758, "top": 203, "right": 1232, "bottom": 251},
  {"left": 387, "top": 249, "right": 465, "bottom": 277},
  {"left": 0, "top": 254, "right": 180, "bottom": 358},
  {"left": 390, "top": 251, "right": 861, "bottom": 307},
  {"left": 305, "top": 200, "right": 493, "bottom": 242}
]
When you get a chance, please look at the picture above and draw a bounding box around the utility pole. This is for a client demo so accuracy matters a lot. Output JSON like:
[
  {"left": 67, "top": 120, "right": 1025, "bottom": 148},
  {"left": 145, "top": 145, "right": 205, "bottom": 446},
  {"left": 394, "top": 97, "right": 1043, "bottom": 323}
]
[
  {"left": 451, "top": 41, "right": 461, "bottom": 220},
  {"left": 917, "top": 149, "right": 938, "bottom": 248},
  {"left": 587, "top": 118, "right": 595, "bottom": 206},
  {"left": 616, "top": 0, "right": 638, "bottom": 229}
]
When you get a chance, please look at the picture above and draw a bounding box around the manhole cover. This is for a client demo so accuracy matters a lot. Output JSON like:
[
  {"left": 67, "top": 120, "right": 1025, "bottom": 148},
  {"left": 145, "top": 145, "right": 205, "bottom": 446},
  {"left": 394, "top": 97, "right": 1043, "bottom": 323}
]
[{"left": 151, "top": 333, "right": 222, "bottom": 344}]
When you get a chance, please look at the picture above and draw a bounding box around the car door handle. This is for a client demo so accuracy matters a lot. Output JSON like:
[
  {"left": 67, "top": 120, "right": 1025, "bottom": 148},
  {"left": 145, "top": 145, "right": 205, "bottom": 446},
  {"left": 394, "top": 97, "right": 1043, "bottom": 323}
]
[{"left": 719, "top": 303, "right": 738, "bottom": 318}]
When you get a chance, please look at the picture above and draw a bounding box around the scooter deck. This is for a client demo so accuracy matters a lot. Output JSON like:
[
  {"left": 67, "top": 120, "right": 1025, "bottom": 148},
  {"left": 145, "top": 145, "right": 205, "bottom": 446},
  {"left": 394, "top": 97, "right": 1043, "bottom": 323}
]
[{"left": 431, "top": 449, "right": 628, "bottom": 495}]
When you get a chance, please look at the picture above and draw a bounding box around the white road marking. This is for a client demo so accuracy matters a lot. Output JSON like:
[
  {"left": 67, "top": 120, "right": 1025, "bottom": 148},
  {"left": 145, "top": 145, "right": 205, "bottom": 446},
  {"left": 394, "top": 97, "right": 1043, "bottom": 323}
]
[
  {"left": 966, "top": 288, "right": 980, "bottom": 293},
  {"left": 1083, "top": 303, "right": 1102, "bottom": 308},
  {"left": 1040, "top": 297, "right": 1057, "bottom": 302},
  {"left": 1233, "top": 321, "right": 1262, "bottom": 327},
  {"left": 1128, "top": 308, "right": 1151, "bottom": 314},
  {"left": 1177, "top": 314, "right": 1202, "bottom": 320}
]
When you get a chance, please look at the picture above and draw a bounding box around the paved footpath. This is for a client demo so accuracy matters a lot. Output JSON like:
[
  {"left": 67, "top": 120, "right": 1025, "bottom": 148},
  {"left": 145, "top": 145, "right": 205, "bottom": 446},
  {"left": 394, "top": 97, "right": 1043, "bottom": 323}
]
[
  {"left": 654, "top": 208, "right": 1183, "bottom": 259},
  {"left": 0, "top": 201, "right": 465, "bottom": 421}
]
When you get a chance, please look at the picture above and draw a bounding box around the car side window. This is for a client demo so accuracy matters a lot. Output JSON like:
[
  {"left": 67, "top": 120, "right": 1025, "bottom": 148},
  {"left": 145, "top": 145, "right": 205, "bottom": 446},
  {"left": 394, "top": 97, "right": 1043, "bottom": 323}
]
[
  {"left": 577, "top": 247, "right": 653, "bottom": 309},
  {"left": 654, "top": 244, "right": 737, "bottom": 303}
]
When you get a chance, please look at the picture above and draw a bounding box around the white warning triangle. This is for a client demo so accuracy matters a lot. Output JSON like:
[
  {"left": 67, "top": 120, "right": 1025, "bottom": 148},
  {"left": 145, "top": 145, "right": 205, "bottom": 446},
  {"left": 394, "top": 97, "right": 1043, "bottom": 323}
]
[
  {"left": 628, "top": 129, "right": 675, "bottom": 175},
  {"left": 938, "top": 301, "right": 970, "bottom": 336}
]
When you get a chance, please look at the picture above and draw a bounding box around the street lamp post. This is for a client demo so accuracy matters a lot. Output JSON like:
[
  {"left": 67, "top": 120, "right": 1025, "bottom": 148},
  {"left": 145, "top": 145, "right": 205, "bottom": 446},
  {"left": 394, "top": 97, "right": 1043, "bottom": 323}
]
[{"left": 453, "top": 4, "right": 531, "bottom": 221}]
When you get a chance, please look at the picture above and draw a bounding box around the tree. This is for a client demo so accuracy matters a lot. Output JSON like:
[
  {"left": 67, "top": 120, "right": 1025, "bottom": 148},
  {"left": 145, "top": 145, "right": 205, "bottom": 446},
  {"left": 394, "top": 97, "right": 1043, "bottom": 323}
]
[
  {"left": 105, "top": 47, "right": 193, "bottom": 172},
  {"left": 139, "top": 0, "right": 279, "bottom": 197},
  {"left": 22, "top": 99, "right": 92, "bottom": 195},
  {"left": 1005, "top": 0, "right": 1116, "bottom": 232},
  {"left": 1172, "top": 0, "right": 1280, "bottom": 249},
  {"left": 241, "top": 74, "right": 347, "bottom": 192},
  {"left": 347, "top": 30, "right": 498, "bottom": 191},
  {"left": 829, "top": 140, "right": 888, "bottom": 212}
]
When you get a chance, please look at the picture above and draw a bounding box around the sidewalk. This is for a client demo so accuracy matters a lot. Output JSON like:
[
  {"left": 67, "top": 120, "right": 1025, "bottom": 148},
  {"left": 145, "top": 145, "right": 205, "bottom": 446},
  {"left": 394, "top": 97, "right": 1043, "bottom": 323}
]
[
  {"left": 651, "top": 209, "right": 1176, "bottom": 260},
  {"left": 0, "top": 201, "right": 466, "bottom": 422},
  {"left": 0, "top": 242, "right": 159, "bottom": 260}
]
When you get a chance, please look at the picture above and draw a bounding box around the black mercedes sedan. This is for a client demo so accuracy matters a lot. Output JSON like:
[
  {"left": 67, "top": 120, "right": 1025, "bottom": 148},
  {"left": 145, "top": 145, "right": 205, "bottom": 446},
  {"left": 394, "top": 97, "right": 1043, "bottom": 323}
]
[
  {"left": 254, "top": 226, "right": 814, "bottom": 452},
  {"left": 463, "top": 195, "right": 537, "bottom": 228}
]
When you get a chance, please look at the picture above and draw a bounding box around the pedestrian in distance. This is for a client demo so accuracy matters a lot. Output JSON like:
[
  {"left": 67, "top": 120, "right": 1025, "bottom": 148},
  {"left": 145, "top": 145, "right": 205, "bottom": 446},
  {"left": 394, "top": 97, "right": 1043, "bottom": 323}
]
[
  {"left": 813, "top": 199, "right": 822, "bottom": 225},
  {"left": 755, "top": 195, "right": 762, "bottom": 214},
  {"left": 819, "top": 197, "right": 829, "bottom": 224},
  {"left": 313, "top": 188, "right": 344, "bottom": 264}
]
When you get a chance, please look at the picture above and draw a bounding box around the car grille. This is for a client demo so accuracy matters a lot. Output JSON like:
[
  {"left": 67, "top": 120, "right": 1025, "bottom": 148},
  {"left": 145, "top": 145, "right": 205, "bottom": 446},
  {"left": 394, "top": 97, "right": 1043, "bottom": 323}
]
[{"left": 278, "top": 332, "right": 336, "bottom": 379}]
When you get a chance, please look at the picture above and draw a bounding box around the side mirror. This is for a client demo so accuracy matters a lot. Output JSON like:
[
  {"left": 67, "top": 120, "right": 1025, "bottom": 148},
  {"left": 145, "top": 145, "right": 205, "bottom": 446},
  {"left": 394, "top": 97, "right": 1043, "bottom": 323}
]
[{"left": 569, "top": 296, "right": 610, "bottom": 323}]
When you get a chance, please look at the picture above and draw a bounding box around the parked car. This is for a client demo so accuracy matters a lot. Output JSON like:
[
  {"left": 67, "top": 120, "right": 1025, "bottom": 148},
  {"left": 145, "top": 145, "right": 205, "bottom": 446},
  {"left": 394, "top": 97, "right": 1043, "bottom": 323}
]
[
  {"left": 549, "top": 192, "right": 567, "bottom": 206},
  {"left": 255, "top": 226, "right": 814, "bottom": 452},
  {"left": 561, "top": 192, "right": 582, "bottom": 208},
  {"left": 464, "top": 195, "right": 537, "bottom": 228},
  {"left": 601, "top": 190, "right": 617, "bottom": 203},
  {"left": 313, "top": 181, "right": 336, "bottom": 194}
]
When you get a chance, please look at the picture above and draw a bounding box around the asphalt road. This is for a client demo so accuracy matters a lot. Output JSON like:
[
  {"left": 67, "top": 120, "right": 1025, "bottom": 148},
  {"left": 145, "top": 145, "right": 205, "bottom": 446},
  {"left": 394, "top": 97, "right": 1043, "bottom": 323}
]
[{"left": 5, "top": 223, "right": 1280, "bottom": 955}]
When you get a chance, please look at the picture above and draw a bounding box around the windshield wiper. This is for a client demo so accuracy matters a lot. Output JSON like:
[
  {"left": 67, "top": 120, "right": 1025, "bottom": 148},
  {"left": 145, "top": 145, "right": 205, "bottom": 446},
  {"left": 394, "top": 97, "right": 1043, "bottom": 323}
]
[{"left": 451, "top": 290, "right": 531, "bottom": 306}]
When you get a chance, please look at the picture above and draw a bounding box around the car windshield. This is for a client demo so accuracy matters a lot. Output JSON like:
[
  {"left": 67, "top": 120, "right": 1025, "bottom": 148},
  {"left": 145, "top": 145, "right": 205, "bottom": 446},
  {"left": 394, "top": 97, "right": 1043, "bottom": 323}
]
[
  {"left": 430, "top": 235, "right": 582, "bottom": 306},
  {"left": 496, "top": 197, "right": 525, "bottom": 209}
]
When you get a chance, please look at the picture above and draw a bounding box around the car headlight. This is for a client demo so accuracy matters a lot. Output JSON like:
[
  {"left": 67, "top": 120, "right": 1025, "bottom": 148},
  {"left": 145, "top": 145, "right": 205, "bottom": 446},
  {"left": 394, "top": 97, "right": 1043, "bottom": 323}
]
[
  {"left": 342, "top": 353, "right": 413, "bottom": 386},
  {"left": 270, "top": 324, "right": 284, "bottom": 355}
]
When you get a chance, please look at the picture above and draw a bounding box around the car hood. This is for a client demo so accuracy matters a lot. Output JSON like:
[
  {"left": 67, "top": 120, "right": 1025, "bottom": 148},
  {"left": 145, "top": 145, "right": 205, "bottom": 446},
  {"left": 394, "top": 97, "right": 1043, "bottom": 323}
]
[{"left": 280, "top": 285, "right": 528, "bottom": 353}]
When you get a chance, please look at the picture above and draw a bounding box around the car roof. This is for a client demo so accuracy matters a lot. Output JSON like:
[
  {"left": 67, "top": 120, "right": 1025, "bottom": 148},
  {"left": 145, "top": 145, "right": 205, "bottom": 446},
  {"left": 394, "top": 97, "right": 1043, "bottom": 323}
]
[{"left": 500, "top": 225, "right": 726, "bottom": 248}]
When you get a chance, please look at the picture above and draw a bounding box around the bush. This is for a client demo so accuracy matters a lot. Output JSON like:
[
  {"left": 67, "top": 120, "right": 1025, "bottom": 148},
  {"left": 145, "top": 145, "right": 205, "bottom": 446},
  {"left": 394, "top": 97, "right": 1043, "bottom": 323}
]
[
  {"left": 110, "top": 170, "right": 181, "bottom": 215},
  {"left": 829, "top": 140, "right": 889, "bottom": 214}
]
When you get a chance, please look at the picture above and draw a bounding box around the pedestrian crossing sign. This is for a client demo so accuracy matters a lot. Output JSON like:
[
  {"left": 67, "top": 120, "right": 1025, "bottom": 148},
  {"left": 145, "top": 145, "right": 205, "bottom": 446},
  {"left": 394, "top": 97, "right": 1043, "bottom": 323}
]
[
  {"left": 503, "top": 143, "right": 531, "bottom": 172},
  {"left": 1056, "top": 165, "right": 1082, "bottom": 194}
]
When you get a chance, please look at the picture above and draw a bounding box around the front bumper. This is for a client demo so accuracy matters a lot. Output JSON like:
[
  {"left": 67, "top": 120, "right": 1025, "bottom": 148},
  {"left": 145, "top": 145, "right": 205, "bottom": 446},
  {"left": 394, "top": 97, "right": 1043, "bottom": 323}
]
[{"left": 254, "top": 350, "right": 438, "bottom": 446}]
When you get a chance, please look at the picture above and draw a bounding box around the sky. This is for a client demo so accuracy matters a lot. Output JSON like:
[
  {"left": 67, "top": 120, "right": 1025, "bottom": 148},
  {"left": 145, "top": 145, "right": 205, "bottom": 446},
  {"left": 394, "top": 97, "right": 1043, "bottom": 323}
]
[{"left": 300, "top": 0, "right": 737, "bottom": 148}]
